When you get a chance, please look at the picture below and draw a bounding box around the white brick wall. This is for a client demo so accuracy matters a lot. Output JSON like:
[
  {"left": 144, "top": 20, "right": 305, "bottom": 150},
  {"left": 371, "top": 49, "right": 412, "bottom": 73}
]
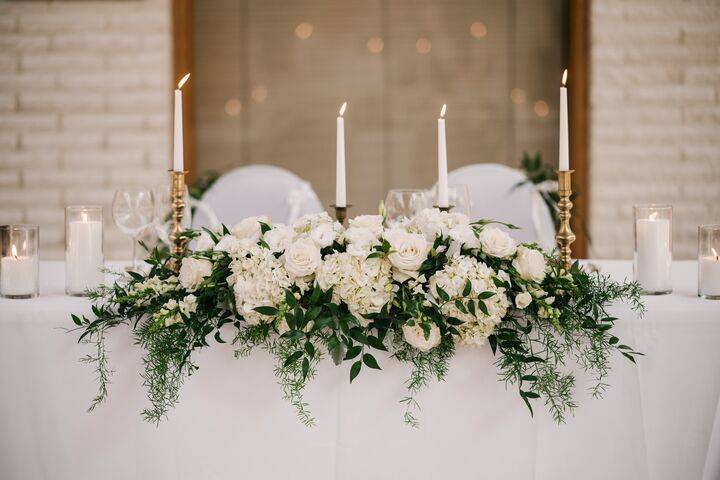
[
  {"left": 590, "top": 0, "right": 720, "bottom": 260},
  {"left": 0, "top": 1, "right": 171, "bottom": 260}
]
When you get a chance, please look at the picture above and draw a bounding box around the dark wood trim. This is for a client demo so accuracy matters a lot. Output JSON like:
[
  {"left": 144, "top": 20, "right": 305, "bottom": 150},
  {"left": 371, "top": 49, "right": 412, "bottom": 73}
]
[
  {"left": 568, "top": 0, "right": 590, "bottom": 258},
  {"left": 172, "top": 0, "right": 195, "bottom": 181}
]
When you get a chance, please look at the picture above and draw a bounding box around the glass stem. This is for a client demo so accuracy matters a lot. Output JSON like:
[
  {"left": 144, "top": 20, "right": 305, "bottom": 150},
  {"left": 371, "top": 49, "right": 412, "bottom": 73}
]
[{"left": 132, "top": 237, "right": 138, "bottom": 271}]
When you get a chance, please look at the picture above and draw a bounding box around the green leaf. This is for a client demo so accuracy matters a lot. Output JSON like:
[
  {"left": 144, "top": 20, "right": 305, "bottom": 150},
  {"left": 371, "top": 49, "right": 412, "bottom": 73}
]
[
  {"left": 350, "top": 360, "right": 362, "bottom": 383},
  {"left": 467, "top": 299, "right": 476, "bottom": 316},
  {"left": 304, "top": 341, "right": 315, "bottom": 357},
  {"left": 302, "top": 358, "right": 310, "bottom": 380},
  {"left": 309, "top": 285, "right": 322, "bottom": 305},
  {"left": 521, "top": 375, "right": 538, "bottom": 382},
  {"left": 214, "top": 330, "right": 225, "bottom": 344},
  {"left": 367, "top": 336, "right": 387, "bottom": 352},
  {"left": 253, "top": 306, "right": 279, "bottom": 316},
  {"left": 477, "top": 300, "right": 489, "bottom": 316},
  {"left": 621, "top": 352, "right": 636, "bottom": 364},
  {"left": 344, "top": 345, "right": 362, "bottom": 360},
  {"left": 366, "top": 252, "right": 382, "bottom": 259},
  {"left": 477, "top": 291, "right": 495, "bottom": 300},
  {"left": 285, "top": 289, "right": 298, "bottom": 308},
  {"left": 446, "top": 317, "right": 463, "bottom": 326},
  {"left": 329, "top": 337, "right": 346, "bottom": 365},
  {"left": 436, "top": 286, "right": 450, "bottom": 302},
  {"left": 488, "top": 335, "right": 497, "bottom": 355},
  {"left": 283, "top": 350, "right": 303, "bottom": 367},
  {"left": 521, "top": 390, "right": 540, "bottom": 399},
  {"left": 462, "top": 280, "right": 472, "bottom": 297},
  {"left": 71, "top": 314, "right": 82, "bottom": 326},
  {"left": 362, "top": 353, "right": 381, "bottom": 370},
  {"left": 454, "top": 299, "right": 468, "bottom": 314}
]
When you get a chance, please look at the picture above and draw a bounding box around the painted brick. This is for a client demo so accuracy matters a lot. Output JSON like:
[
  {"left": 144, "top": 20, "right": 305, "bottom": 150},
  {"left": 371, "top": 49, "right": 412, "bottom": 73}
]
[
  {"left": 19, "top": 92, "right": 105, "bottom": 112},
  {"left": 18, "top": 13, "right": 106, "bottom": 33},
  {"left": 0, "top": 169, "right": 20, "bottom": 187},
  {"left": 51, "top": 32, "right": 141, "bottom": 52},
  {"left": 0, "top": 73, "right": 55, "bottom": 91},
  {"left": 23, "top": 167, "right": 105, "bottom": 187},
  {"left": 0, "top": 34, "right": 49, "bottom": 52},
  {"left": 684, "top": 66, "right": 720, "bottom": 84},
  {"left": 106, "top": 131, "right": 168, "bottom": 149},
  {"left": 107, "top": 52, "right": 170, "bottom": 71},
  {"left": 107, "top": 11, "right": 169, "bottom": 30},
  {"left": 0, "top": 131, "right": 18, "bottom": 149},
  {"left": 0, "top": 53, "right": 18, "bottom": 73},
  {"left": 0, "top": 188, "right": 61, "bottom": 206},
  {"left": 24, "top": 206, "right": 64, "bottom": 225},
  {"left": 20, "top": 52, "right": 104, "bottom": 72},
  {"left": 0, "top": 15, "right": 18, "bottom": 33},
  {"left": 20, "top": 131, "right": 103, "bottom": 150},
  {"left": 0, "top": 151, "right": 59, "bottom": 168},
  {"left": 0, "top": 93, "right": 16, "bottom": 112},
  {"left": 0, "top": 113, "right": 58, "bottom": 130},
  {"left": 62, "top": 113, "right": 145, "bottom": 131},
  {"left": 626, "top": 85, "right": 715, "bottom": 105},
  {"left": 107, "top": 92, "right": 168, "bottom": 112},
  {"left": 63, "top": 150, "right": 145, "bottom": 168},
  {"left": 57, "top": 72, "right": 143, "bottom": 91}
]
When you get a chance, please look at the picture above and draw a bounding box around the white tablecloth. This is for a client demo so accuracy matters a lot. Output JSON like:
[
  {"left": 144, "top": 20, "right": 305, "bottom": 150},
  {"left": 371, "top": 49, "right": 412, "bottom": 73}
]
[{"left": 1, "top": 261, "right": 719, "bottom": 480}]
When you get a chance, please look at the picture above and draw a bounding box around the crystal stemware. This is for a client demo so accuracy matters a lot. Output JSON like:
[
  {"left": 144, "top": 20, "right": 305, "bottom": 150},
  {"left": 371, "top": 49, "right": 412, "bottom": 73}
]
[
  {"left": 384, "top": 189, "right": 429, "bottom": 225},
  {"left": 112, "top": 189, "right": 154, "bottom": 271}
]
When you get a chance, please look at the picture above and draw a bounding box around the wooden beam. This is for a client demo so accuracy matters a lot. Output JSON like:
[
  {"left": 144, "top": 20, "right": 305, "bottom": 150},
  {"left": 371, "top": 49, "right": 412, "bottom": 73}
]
[
  {"left": 172, "top": 0, "right": 195, "bottom": 181},
  {"left": 568, "top": 0, "right": 590, "bottom": 258}
]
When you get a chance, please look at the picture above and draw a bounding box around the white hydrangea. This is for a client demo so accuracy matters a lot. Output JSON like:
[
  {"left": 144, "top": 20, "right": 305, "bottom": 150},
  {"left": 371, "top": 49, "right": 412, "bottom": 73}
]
[
  {"left": 343, "top": 226, "right": 381, "bottom": 258},
  {"left": 263, "top": 224, "right": 296, "bottom": 253},
  {"left": 231, "top": 216, "right": 270, "bottom": 243},
  {"left": 428, "top": 255, "right": 510, "bottom": 347},
  {"left": 178, "top": 257, "right": 213, "bottom": 291},
  {"left": 411, "top": 208, "right": 470, "bottom": 242},
  {"left": 230, "top": 244, "right": 292, "bottom": 325},
  {"left": 292, "top": 212, "right": 343, "bottom": 249},
  {"left": 315, "top": 252, "right": 393, "bottom": 326}
]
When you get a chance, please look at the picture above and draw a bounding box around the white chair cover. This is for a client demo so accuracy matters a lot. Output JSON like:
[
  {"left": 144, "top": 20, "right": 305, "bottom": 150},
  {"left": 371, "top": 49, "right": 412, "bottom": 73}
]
[
  {"left": 447, "top": 163, "right": 556, "bottom": 250},
  {"left": 191, "top": 165, "right": 324, "bottom": 228}
]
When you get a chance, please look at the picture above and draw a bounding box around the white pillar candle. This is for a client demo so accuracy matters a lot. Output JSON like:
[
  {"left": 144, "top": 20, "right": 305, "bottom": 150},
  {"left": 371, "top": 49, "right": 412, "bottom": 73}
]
[
  {"left": 699, "top": 249, "right": 720, "bottom": 297},
  {"left": 0, "top": 246, "right": 38, "bottom": 296},
  {"left": 437, "top": 104, "right": 449, "bottom": 208},
  {"left": 173, "top": 73, "right": 190, "bottom": 172},
  {"left": 66, "top": 214, "right": 104, "bottom": 294},
  {"left": 635, "top": 214, "right": 672, "bottom": 292},
  {"left": 559, "top": 69, "right": 569, "bottom": 171},
  {"left": 335, "top": 101, "right": 347, "bottom": 208}
]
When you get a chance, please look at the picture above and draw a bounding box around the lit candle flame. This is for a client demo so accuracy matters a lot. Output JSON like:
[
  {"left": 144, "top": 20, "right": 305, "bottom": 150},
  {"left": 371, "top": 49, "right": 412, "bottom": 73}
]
[
  {"left": 562, "top": 68, "right": 568, "bottom": 87},
  {"left": 440, "top": 104, "right": 446, "bottom": 118},
  {"left": 649, "top": 211, "right": 658, "bottom": 221},
  {"left": 11, "top": 244, "right": 17, "bottom": 259},
  {"left": 177, "top": 73, "right": 191, "bottom": 90},
  {"left": 713, "top": 247, "right": 719, "bottom": 260},
  {"left": 339, "top": 101, "right": 347, "bottom": 116}
]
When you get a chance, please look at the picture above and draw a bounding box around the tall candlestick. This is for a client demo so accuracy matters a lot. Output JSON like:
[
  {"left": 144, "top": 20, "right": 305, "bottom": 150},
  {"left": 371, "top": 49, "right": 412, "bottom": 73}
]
[
  {"left": 336, "top": 101, "right": 347, "bottom": 208},
  {"left": 559, "top": 69, "right": 569, "bottom": 171},
  {"left": 173, "top": 73, "right": 190, "bottom": 172},
  {"left": 437, "top": 104, "right": 449, "bottom": 208}
]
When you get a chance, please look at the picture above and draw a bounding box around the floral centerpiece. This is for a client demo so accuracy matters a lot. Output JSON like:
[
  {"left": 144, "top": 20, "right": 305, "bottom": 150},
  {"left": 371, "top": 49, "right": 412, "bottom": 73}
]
[{"left": 72, "top": 209, "right": 643, "bottom": 426}]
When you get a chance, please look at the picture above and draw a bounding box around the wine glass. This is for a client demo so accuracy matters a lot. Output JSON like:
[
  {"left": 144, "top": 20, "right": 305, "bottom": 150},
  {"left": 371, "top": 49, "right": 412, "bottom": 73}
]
[
  {"left": 431, "top": 184, "right": 472, "bottom": 216},
  {"left": 384, "top": 189, "right": 428, "bottom": 225},
  {"left": 153, "top": 183, "right": 191, "bottom": 246},
  {"left": 112, "top": 189, "right": 154, "bottom": 271}
]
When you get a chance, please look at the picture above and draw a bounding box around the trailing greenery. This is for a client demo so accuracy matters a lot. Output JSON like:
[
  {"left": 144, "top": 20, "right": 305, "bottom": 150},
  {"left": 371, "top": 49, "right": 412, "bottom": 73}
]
[{"left": 71, "top": 211, "right": 643, "bottom": 426}]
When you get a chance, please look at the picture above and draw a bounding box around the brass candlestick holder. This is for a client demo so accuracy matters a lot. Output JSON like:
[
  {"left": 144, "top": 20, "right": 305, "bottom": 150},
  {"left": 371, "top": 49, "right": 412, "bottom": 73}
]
[
  {"left": 555, "top": 170, "right": 576, "bottom": 270},
  {"left": 331, "top": 204, "right": 351, "bottom": 226},
  {"left": 168, "top": 170, "right": 189, "bottom": 272}
]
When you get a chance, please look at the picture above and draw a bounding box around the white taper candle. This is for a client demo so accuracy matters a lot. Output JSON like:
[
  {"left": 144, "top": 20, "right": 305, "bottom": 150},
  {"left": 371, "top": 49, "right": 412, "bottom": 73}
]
[
  {"left": 336, "top": 101, "right": 347, "bottom": 208},
  {"left": 173, "top": 73, "right": 190, "bottom": 172},
  {"left": 559, "top": 69, "right": 569, "bottom": 171},
  {"left": 437, "top": 104, "right": 449, "bottom": 208}
]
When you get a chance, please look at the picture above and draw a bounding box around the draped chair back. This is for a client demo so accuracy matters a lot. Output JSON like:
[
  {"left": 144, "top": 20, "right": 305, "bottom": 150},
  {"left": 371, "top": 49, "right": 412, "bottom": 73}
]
[
  {"left": 447, "top": 163, "right": 556, "bottom": 250},
  {"left": 191, "top": 165, "right": 324, "bottom": 228}
]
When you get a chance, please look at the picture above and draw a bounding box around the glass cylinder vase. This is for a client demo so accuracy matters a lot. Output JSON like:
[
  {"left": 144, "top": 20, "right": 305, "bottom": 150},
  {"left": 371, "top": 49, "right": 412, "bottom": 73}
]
[
  {"left": 633, "top": 204, "right": 672, "bottom": 295},
  {"left": 65, "top": 205, "right": 104, "bottom": 296},
  {"left": 0, "top": 224, "right": 40, "bottom": 299},
  {"left": 698, "top": 224, "right": 720, "bottom": 300}
]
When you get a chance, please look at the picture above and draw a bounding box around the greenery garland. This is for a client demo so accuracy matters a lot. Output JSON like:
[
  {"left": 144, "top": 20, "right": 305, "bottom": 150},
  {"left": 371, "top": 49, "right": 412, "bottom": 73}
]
[{"left": 72, "top": 210, "right": 643, "bottom": 426}]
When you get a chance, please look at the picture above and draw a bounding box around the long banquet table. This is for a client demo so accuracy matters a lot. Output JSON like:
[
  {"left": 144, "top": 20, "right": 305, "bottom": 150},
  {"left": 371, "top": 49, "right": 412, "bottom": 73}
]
[{"left": 1, "top": 260, "right": 719, "bottom": 480}]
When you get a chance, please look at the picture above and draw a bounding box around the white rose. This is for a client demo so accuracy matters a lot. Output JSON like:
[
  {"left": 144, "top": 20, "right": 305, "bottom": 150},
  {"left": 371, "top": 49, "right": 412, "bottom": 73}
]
[
  {"left": 214, "top": 234, "right": 241, "bottom": 255},
  {"left": 449, "top": 224, "right": 480, "bottom": 250},
  {"left": 515, "top": 292, "right": 532, "bottom": 309},
  {"left": 497, "top": 269, "right": 511, "bottom": 286},
  {"left": 344, "top": 227, "right": 379, "bottom": 257},
  {"left": 178, "top": 257, "right": 212, "bottom": 291},
  {"left": 264, "top": 225, "right": 295, "bottom": 253},
  {"left": 348, "top": 215, "right": 384, "bottom": 236},
  {"left": 512, "top": 246, "right": 547, "bottom": 283},
  {"left": 402, "top": 323, "right": 441, "bottom": 352},
  {"left": 478, "top": 227, "right": 517, "bottom": 258},
  {"left": 310, "top": 222, "right": 337, "bottom": 248},
  {"left": 195, "top": 231, "right": 215, "bottom": 251},
  {"left": 178, "top": 294, "right": 198, "bottom": 316},
  {"left": 384, "top": 228, "right": 429, "bottom": 281},
  {"left": 283, "top": 237, "right": 321, "bottom": 279},
  {"left": 231, "top": 216, "right": 270, "bottom": 242}
]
